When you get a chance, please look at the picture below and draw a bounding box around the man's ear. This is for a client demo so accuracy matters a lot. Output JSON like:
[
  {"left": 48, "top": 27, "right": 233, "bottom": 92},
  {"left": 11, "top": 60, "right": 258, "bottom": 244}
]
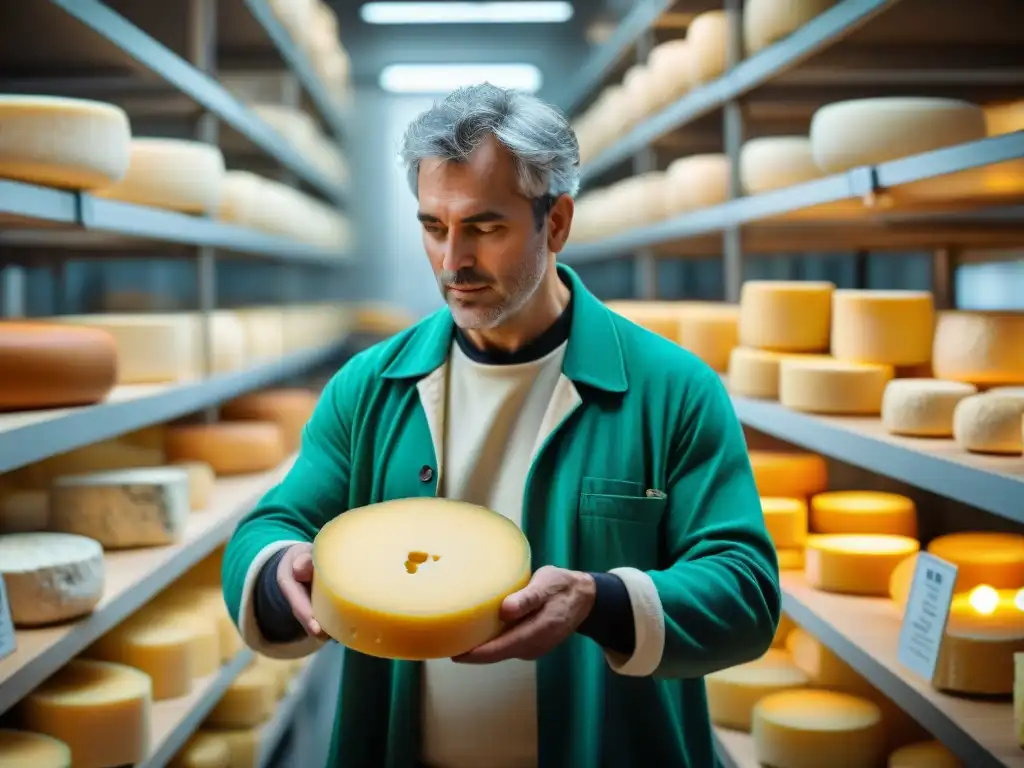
[{"left": 547, "top": 194, "right": 575, "bottom": 254}]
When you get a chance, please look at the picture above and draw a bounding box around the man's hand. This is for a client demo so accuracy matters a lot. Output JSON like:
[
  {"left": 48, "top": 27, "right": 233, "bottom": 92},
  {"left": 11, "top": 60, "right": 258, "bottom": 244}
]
[
  {"left": 453, "top": 565, "right": 596, "bottom": 664},
  {"left": 275, "top": 543, "right": 324, "bottom": 638}
]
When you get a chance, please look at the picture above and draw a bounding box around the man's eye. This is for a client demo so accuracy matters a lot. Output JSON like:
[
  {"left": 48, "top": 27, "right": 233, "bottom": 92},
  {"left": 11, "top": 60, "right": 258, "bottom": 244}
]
[
  {"left": 423, "top": 225, "right": 445, "bottom": 236},
  {"left": 473, "top": 225, "right": 500, "bottom": 235}
]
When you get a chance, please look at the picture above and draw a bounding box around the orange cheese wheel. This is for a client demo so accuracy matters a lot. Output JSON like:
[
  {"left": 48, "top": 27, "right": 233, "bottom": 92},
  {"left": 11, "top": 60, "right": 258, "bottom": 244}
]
[
  {"left": 220, "top": 388, "right": 318, "bottom": 453},
  {"left": 0, "top": 322, "right": 119, "bottom": 410},
  {"left": 164, "top": 422, "right": 285, "bottom": 476}
]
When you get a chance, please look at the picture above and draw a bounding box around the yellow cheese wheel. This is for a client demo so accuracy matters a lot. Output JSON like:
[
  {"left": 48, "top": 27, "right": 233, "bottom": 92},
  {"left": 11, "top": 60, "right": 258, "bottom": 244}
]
[
  {"left": 749, "top": 451, "right": 828, "bottom": 498},
  {"left": 785, "top": 627, "right": 865, "bottom": 690},
  {"left": 777, "top": 548, "right": 805, "bottom": 571},
  {"left": 738, "top": 281, "right": 834, "bottom": 353},
  {"left": 935, "top": 588, "right": 1024, "bottom": 696},
  {"left": 830, "top": 290, "right": 935, "bottom": 367},
  {"left": 19, "top": 659, "right": 152, "bottom": 767},
  {"left": 805, "top": 534, "right": 920, "bottom": 596},
  {"left": 743, "top": 0, "right": 838, "bottom": 54},
  {"left": 888, "top": 553, "right": 918, "bottom": 608},
  {"left": 952, "top": 393, "right": 1024, "bottom": 455},
  {"left": 253, "top": 655, "right": 294, "bottom": 698},
  {"left": 665, "top": 154, "right": 730, "bottom": 212},
  {"left": 809, "top": 491, "right": 917, "bottom": 538},
  {"left": 177, "top": 611, "right": 222, "bottom": 678},
  {"left": 165, "top": 422, "right": 286, "bottom": 476},
  {"left": 760, "top": 497, "right": 808, "bottom": 549},
  {"left": 212, "top": 728, "right": 258, "bottom": 768},
  {"left": 752, "top": 689, "right": 886, "bottom": 768},
  {"left": 687, "top": 11, "right": 729, "bottom": 84},
  {"left": 0, "top": 729, "right": 71, "bottom": 768},
  {"left": 647, "top": 40, "right": 693, "bottom": 109},
  {"left": 779, "top": 357, "right": 894, "bottom": 415},
  {"left": 728, "top": 348, "right": 821, "bottom": 399},
  {"left": 205, "top": 665, "right": 277, "bottom": 728},
  {"left": 739, "top": 136, "right": 824, "bottom": 193},
  {"left": 888, "top": 740, "right": 962, "bottom": 768},
  {"left": 604, "top": 301, "right": 681, "bottom": 342},
  {"left": 220, "top": 388, "right": 319, "bottom": 453},
  {"left": 311, "top": 497, "right": 532, "bottom": 660},
  {"left": 772, "top": 612, "right": 796, "bottom": 649},
  {"left": 932, "top": 311, "right": 1024, "bottom": 386},
  {"left": 171, "top": 460, "right": 217, "bottom": 511},
  {"left": 169, "top": 731, "right": 231, "bottom": 768},
  {"left": 881, "top": 379, "right": 978, "bottom": 438},
  {"left": 705, "top": 649, "right": 810, "bottom": 730},
  {"left": 677, "top": 304, "right": 739, "bottom": 373},
  {"left": 926, "top": 532, "right": 1024, "bottom": 592}
]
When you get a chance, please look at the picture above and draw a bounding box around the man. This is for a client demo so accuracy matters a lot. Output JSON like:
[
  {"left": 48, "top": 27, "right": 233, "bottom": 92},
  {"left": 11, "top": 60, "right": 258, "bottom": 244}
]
[{"left": 222, "top": 83, "right": 780, "bottom": 768}]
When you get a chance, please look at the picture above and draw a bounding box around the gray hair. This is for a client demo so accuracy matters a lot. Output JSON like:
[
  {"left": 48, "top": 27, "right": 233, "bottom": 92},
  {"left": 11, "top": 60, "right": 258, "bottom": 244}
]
[{"left": 399, "top": 83, "right": 581, "bottom": 202}]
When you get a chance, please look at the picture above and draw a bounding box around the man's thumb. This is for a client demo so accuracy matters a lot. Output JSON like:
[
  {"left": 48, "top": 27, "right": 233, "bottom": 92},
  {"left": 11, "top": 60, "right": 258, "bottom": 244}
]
[{"left": 292, "top": 551, "right": 315, "bottom": 582}]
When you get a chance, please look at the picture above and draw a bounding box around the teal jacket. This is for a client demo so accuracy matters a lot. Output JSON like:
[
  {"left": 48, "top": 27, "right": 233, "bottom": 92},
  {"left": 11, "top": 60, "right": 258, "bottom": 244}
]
[{"left": 222, "top": 264, "right": 781, "bottom": 768}]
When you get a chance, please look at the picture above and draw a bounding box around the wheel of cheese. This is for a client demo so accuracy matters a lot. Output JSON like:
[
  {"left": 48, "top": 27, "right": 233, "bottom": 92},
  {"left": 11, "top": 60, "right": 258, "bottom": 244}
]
[
  {"left": 605, "top": 300, "right": 682, "bottom": 342},
  {"left": 188, "top": 311, "right": 248, "bottom": 375},
  {"left": 50, "top": 467, "right": 191, "bottom": 549},
  {"left": 220, "top": 388, "right": 319, "bottom": 453},
  {"left": 738, "top": 281, "right": 835, "bottom": 352},
  {"left": 739, "top": 137, "right": 823, "bottom": 194},
  {"left": 952, "top": 393, "right": 1024, "bottom": 455},
  {"left": 0, "top": 490, "right": 49, "bottom": 533},
  {"left": 213, "top": 728, "right": 258, "bottom": 768},
  {"left": 171, "top": 460, "right": 217, "bottom": 511},
  {"left": 881, "top": 379, "right": 978, "bottom": 438},
  {"left": 761, "top": 498, "right": 808, "bottom": 549},
  {"left": 0, "top": 96, "right": 131, "bottom": 190},
  {"left": 622, "top": 64, "right": 661, "bottom": 119},
  {"left": 777, "top": 548, "right": 805, "bottom": 571},
  {"left": 169, "top": 731, "right": 231, "bottom": 768},
  {"left": 784, "top": 627, "right": 863, "bottom": 689},
  {"left": 889, "top": 740, "right": 961, "bottom": 768},
  {"left": 830, "top": 290, "right": 935, "bottom": 366},
  {"left": 311, "top": 497, "right": 532, "bottom": 660},
  {"left": 729, "top": 348, "right": 815, "bottom": 399},
  {"left": 0, "top": 532, "right": 104, "bottom": 627},
  {"left": 748, "top": 451, "right": 828, "bottom": 497},
  {"left": 93, "top": 138, "right": 226, "bottom": 214},
  {"left": 647, "top": 40, "right": 694, "bottom": 109},
  {"left": 932, "top": 311, "right": 1024, "bottom": 386},
  {"left": 806, "top": 534, "right": 920, "bottom": 596},
  {"left": 165, "top": 422, "right": 286, "bottom": 476},
  {"left": 254, "top": 656, "right": 295, "bottom": 698},
  {"left": 206, "top": 665, "right": 277, "bottom": 727},
  {"left": 888, "top": 553, "right": 918, "bottom": 609},
  {"left": 706, "top": 649, "right": 810, "bottom": 730},
  {"left": 809, "top": 98, "right": 987, "bottom": 174},
  {"left": 236, "top": 307, "right": 286, "bottom": 361},
  {"left": 772, "top": 613, "right": 795, "bottom": 648},
  {"left": 983, "top": 100, "right": 1024, "bottom": 136},
  {"left": 779, "top": 358, "right": 894, "bottom": 415},
  {"left": 752, "top": 689, "right": 885, "bottom": 768},
  {"left": 677, "top": 304, "right": 739, "bottom": 372},
  {"left": 218, "top": 170, "right": 268, "bottom": 228},
  {"left": 743, "top": 0, "right": 839, "bottom": 55},
  {"left": 809, "top": 491, "right": 917, "bottom": 538},
  {"left": 687, "top": 11, "right": 729, "bottom": 84},
  {"left": 19, "top": 659, "right": 152, "bottom": 767},
  {"left": 0, "top": 730, "right": 71, "bottom": 768},
  {"left": 0, "top": 322, "right": 119, "bottom": 410},
  {"left": 926, "top": 532, "right": 1024, "bottom": 592},
  {"left": 665, "top": 154, "right": 730, "bottom": 212}
]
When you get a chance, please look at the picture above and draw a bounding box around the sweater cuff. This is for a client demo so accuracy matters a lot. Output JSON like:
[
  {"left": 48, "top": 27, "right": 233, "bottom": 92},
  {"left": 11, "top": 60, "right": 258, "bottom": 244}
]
[
  {"left": 576, "top": 572, "right": 636, "bottom": 656},
  {"left": 254, "top": 547, "right": 306, "bottom": 644}
]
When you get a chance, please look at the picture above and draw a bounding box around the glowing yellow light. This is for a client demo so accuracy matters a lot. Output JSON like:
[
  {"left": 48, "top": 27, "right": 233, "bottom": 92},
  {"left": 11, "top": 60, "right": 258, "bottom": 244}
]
[
  {"left": 1015, "top": 588, "right": 1024, "bottom": 612},
  {"left": 968, "top": 585, "right": 1000, "bottom": 615}
]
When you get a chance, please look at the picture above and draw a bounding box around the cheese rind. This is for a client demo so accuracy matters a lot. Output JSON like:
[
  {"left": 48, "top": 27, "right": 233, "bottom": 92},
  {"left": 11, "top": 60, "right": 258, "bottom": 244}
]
[
  {"left": 888, "top": 740, "right": 962, "bottom": 768},
  {"left": 739, "top": 136, "right": 823, "bottom": 193},
  {"left": 171, "top": 461, "right": 217, "bottom": 511},
  {"left": 881, "top": 379, "right": 978, "bottom": 437},
  {"left": 0, "top": 532, "right": 105, "bottom": 627},
  {"left": 0, "top": 729, "right": 72, "bottom": 768},
  {"left": 665, "top": 154, "right": 730, "bottom": 212},
  {"left": 687, "top": 11, "right": 729, "bottom": 84},
  {"left": 706, "top": 649, "right": 810, "bottom": 730},
  {"left": 779, "top": 357, "right": 894, "bottom": 415},
  {"left": 739, "top": 281, "right": 834, "bottom": 352},
  {"left": 311, "top": 497, "right": 532, "bottom": 660},
  {"left": 760, "top": 497, "right": 808, "bottom": 549},
  {"left": 932, "top": 311, "right": 1024, "bottom": 386},
  {"left": 165, "top": 422, "right": 286, "bottom": 476},
  {"left": 220, "top": 388, "right": 319, "bottom": 453},
  {"left": 743, "top": 0, "right": 838, "bottom": 54},
  {"left": 809, "top": 491, "right": 917, "bottom": 538},
  {"left": 205, "top": 665, "right": 277, "bottom": 727},
  {"left": 952, "top": 393, "right": 1024, "bottom": 455},
  {"left": 805, "top": 534, "right": 920, "bottom": 596},
  {"left": 728, "top": 347, "right": 792, "bottom": 399},
  {"left": 926, "top": 532, "right": 1024, "bottom": 592},
  {"left": 49, "top": 467, "right": 191, "bottom": 549},
  {"left": 677, "top": 305, "right": 739, "bottom": 373},
  {"left": 748, "top": 451, "right": 828, "bottom": 498},
  {"left": 830, "top": 290, "right": 935, "bottom": 366}
]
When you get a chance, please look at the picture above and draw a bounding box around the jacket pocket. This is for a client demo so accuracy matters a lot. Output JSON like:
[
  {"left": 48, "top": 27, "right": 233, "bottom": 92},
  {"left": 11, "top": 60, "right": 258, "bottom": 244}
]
[{"left": 578, "top": 484, "right": 666, "bottom": 573}]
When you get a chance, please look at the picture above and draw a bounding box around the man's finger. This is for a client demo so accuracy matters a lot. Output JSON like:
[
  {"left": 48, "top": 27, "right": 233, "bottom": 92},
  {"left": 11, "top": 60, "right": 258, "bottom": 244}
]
[
  {"left": 500, "top": 568, "right": 564, "bottom": 621},
  {"left": 292, "top": 551, "right": 315, "bottom": 582},
  {"left": 453, "top": 613, "right": 554, "bottom": 664},
  {"left": 278, "top": 571, "right": 321, "bottom": 636}
]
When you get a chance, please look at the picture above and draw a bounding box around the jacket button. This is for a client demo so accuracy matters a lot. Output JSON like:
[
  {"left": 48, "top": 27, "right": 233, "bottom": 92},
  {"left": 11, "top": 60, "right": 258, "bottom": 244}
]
[{"left": 419, "top": 465, "right": 434, "bottom": 482}]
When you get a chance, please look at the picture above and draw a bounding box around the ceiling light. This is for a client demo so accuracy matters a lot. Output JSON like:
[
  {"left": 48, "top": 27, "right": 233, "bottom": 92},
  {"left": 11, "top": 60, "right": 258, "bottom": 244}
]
[
  {"left": 379, "top": 64, "right": 544, "bottom": 94},
  {"left": 361, "top": 2, "right": 573, "bottom": 24}
]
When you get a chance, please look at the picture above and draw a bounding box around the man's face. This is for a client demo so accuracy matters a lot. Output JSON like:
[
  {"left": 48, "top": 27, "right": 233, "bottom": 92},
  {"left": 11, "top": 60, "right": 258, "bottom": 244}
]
[{"left": 416, "top": 136, "right": 549, "bottom": 330}]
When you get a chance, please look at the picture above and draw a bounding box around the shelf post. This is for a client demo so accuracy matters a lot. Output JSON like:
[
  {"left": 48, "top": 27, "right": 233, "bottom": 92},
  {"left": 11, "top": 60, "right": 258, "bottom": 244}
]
[
  {"left": 931, "top": 247, "right": 959, "bottom": 310},
  {"left": 633, "top": 28, "right": 658, "bottom": 301},
  {"left": 722, "top": 0, "right": 745, "bottom": 304},
  {"left": 0, "top": 264, "right": 25, "bottom": 318}
]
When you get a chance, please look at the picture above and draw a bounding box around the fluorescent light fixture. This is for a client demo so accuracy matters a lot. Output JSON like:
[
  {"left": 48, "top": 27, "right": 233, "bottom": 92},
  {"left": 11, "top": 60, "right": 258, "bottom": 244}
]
[
  {"left": 379, "top": 64, "right": 543, "bottom": 94},
  {"left": 360, "top": 2, "right": 573, "bottom": 24}
]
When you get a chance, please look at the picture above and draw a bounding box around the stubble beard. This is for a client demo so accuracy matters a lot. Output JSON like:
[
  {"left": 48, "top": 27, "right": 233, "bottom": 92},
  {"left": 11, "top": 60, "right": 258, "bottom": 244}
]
[{"left": 445, "top": 244, "right": 548, "bottom": 331}]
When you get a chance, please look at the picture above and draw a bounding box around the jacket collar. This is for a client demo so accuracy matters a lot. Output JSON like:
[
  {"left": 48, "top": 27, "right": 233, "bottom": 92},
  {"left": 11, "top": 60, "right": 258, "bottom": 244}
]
[{"left": 381, "top": 263, "right": 627, "bottom": 393}]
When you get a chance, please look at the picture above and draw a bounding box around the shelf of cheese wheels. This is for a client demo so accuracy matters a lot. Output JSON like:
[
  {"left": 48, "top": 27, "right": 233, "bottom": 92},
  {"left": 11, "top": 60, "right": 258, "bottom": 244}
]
[
  {"left": 604, "top": 284, "right": 1024, "bottom": 525},
  {"left": 0, "top": 95, "right": 351, "bottom": 261}
]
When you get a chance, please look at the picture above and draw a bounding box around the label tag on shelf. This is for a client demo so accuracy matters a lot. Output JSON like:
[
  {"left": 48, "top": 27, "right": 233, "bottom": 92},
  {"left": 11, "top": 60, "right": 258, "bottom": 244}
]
[
  {"left": 896, "top": 552, "right": 957, "bottom": 682},
  {"left": 0, "top": 575, "right": 16, "bottom": 660}
]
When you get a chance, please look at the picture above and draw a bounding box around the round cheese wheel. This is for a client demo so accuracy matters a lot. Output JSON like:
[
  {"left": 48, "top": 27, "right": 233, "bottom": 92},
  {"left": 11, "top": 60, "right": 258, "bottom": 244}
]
[
  {"left": 0, "top": 96, "right": 131, "bottom": 190},
  {"left": 809, "top": 97, "right": 987, "bottom": 174},
  {"left": 752, "top": 689, "right": 886, "bottom": 768},
  {"left": 888, "top": 739, "right": 962, "bottom": 768},
  {"left": 784, "top": 627, "right": 862, "bottom": 689},
  {"left": 311, "top": 497, "right": 532, "bottom": 660},
  {"left": 206, "top": 665, "right": 277, "bottom": 728},
  {"left": 881, "top": 379, "right": 978, "bottom": 438},
  {"left": 164, "top": 422, "right": 286, "bottom": 476},
  {"left": 687, "top": 11, "right": 729, "bottom": 84},
  {"left": 622, "top": 64, "right": 661, "bottom": 118},
  {"left": 748, "top": 451, "right": 828, "bottom": 497},
  {"left": 93, "top": 138, "right": 226, "bottom": 214},
  {"left": 171, "top": 460, "right": 217, "bottom": 511},
  {"left": 0, "top": 322, "right": 119, "bottom": 411},
  {"left": 647, "top": 40, "right": 694, "bottom": 109},
  {"left": 677, "top": 304, "right": 739, "bottom": 373},
  {"left": 214, "top": 729, "right": 258, "bottom": 768},
  {"left": 830, "top": 290, "right": 935, "bottom": 366},
  {"left": 805, "top": 534, "right": 920, "bottom": 596},
  {"left": 761, "top": 497, "right": 808, "bottom": 549},
  {"left": 729, "top": 348, "right": 817, "bottom": 399},
  {"left": 779, "top": 357, "right": 894, "bottom": 415},
  {"left": 605, "top": 300, "right": 681, "bottom": 342},
  {"left": 739, "top": 136, "right": 823, "bottom": 194},
  {"left": 926, "top": 532, "right": 1024, "bottom": 592},
  {"left": 220, "top": 388, "right": 319, "bottom": 453},
  {"left": 932, "top": 311, "right": 1024, "bottom": 386},
  {"left": 706, "top": 649, "right": 810, "bottom": 730},
  {"left": 738, "top": 281, "right": 835, "bottom": 352},
  {"left": 665, "top": 154, "right": 730, "bottom": 212},
  {"left": 983, "top": 100, "right": 1024, "bottom": 136},
  {"left": 952, "top": 392, "right": 1024, "bottom": 455},
  {"left": 743, "top": 0, "right": 839, "bottom": 54},
  {"left": 809, "top": 491, "right": 917, "bottom": 538},
  {"left": 218, "top": 170, "right": 267, "bottom": 227},
  {"left": 772, "top": 612, "right": 796, "bottom": 648},
  {"left": 888, "top": 553, "right": 917, "bottom": 609},
  {"left": 777, "top": 548, "right": 805, "bottom": 571},
  {"left": 169, "top": 731, "right": 230, "bottom": 768},
  {"left": 0, "top": 730, "right": 71, "bottom": 768}
]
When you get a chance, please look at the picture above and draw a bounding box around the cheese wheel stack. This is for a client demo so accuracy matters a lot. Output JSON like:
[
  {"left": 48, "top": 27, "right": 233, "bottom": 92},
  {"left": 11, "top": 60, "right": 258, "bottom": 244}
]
[
  {"left": 750, "top": 450, "right": 828, "bottom": 569},
  {"left": 705, "top": 648, "right": 810, "bottom": 730}
]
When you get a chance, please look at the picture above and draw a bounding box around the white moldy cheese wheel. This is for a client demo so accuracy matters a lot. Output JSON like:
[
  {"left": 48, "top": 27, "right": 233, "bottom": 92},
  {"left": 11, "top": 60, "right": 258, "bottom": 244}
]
[
  {"left": 752, "top": 689, "right": 886, "bottom": 768},
  {"left": 687, "top": 11, "right": 729, "bottom": 84},
  {"left": 50, "top": 467, "right": 191, "bottom": 549},
  {"left": 809, "top": 491, "right": 917, "bottom": 538},
  {"left": 927, "top": 532, "right": 1024, "bottom": 592},
  {"left": 0, "top": 730, "right": 72, "bottom": 768},
  {"left": 779, "top": 358, "right": 894, "bottom": 415},
  {"left": 0, "top": 533, "right": 104, "bottom": 627},
  {"left": 19, "top": 659, "right": 152, "bottom": 767},
  {"left": 0, "top": 96, "right": 131, "bottom": 190},
  {"left": 311, "top": 497, "right": 532, "bottom": 660},
  {"left": 743, "top": 0, "right": 839, "bottom": 54},
  {"left": 739, "top": 136, "right": 823, "bottom": 194},
  {"left": 932, "top": 311, "right": 1024, "bottom": 386},
  {"left": 953, "top": 393, "right": 1024, "bottom": 455},
  {"left": 881, "top": 379, "right": 978, "bottom": 438},
  {"left": 665, "top": 154, "right": 730, "bottom": 212},
  {"left": 809, "top": 97, "right": 987, "bottom": 174},
  {"left": 93, "top": 138, "right": 226, "bottom": 214},
  {"left": 760, "top": 498, "right": 808, "bottom": 549},
  {"left": 749, "top": 451, "right": 828, "bottom": 498},
  {"left": 165, "top": 422, "right": 286, "bottom": 476},
  {"left": 206, "top": 665, "right": 278, "bottom": 728},
  {"left": 705, "top": 649, "right": 810, "bottom": 730},
  {"left": 806, "top": 534, "right": 920, "bottom": 596},
  {"left": 889, "top": 740, "right": 962, "bottom": 768},
  {"left": 220, "top": 388, "right": 319, "bottom": 453},
  {"left": 738, "top": 281, "right": 834, "bottom": 352},
  {"left": 830, "top": 290, "right": 935, "bottom": 366}
]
